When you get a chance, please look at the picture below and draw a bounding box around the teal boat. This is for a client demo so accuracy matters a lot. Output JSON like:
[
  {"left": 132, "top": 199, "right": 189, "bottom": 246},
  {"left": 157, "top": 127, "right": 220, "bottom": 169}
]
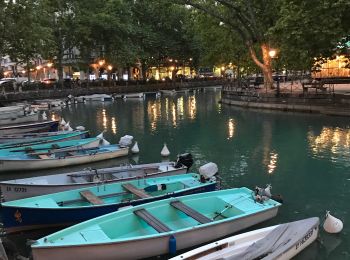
[
  {"left": 0, "top": 136, "right": 102, "bottom": 157},
  {"left": 0, "top": 131, "right": 89, "bottom": 150},
  {"left": 1, "top": 173, "right": 216, "bottom": 234},
  {"left": 31, "top": 187, "right": 281, "bottom": 260}
]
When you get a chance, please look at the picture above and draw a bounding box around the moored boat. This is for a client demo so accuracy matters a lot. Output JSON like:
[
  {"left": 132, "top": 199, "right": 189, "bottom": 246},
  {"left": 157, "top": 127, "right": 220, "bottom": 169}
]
[
  {"left": 31, "top": 187, "right": 281, "bottom": 260},
  {"left": 1, "top": 173, "right": 216, "bottom": 234},
  {"left": 0, "top": 131, "right": 89, "bottom": 150},
  {"left": 0, "top": 144, "right": 129, "bottom": 172},
  {"left": 0, "top": 130, "right": 79, "bottom": 143},
  {"left": 0, "top": 112, "right": 39, "bottom": 126},
  {"left": 0, "top": 159, "right": 193, "bottom": 201},
  {"left": 170, "top": 217, "right": 319, "bottom": 260},
  {"left": 121, "top": 93, "right": 144, "bottom": 99},
  {"left": 0, "top": 120, "right": 59, "bottom": 135},
  {"left": 0, "top": 137, "right": 102, "bottom": 156}
]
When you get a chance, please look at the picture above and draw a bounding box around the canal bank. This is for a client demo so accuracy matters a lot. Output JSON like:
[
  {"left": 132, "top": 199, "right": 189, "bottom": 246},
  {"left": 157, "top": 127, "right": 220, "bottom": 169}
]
[
  {"left": 0, "top": 80, "right": 223, "bottom": 104},
  {"left": 221, "top": 83, "right": 350, "bottom": 117}
]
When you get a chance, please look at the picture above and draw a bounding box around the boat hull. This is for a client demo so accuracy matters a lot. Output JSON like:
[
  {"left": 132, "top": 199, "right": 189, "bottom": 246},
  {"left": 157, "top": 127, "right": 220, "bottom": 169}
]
[
  {"left": 0, "top": 121, "right": 59, "bottom": 135},
  {"left": 31, "top": 206, "right": 279, "bottom": 260},
  {"left": 0, "top": 163, "right": 187, "bottom": 201},
  {"left": 0, "top": 113, "right": 39, "bottom": 126},
  {"left": 0, "top": 146, "right": 129, "bottom": 172},
  {"left": 1, "top": 183, "right": 216, "bottom": 234}
]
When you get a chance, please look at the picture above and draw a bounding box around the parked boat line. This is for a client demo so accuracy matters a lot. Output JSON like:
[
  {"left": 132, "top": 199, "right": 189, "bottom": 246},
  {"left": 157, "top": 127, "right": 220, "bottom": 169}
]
[
  {"left": 0, "top": 130, "right": 78, "bottom": 143},
  {"left": 170, "top": 217, "right": 319, "bottom": 260},
  {"left": 1, "top": 173, "right": 216, "bottom": 234},
  {"left": 0, "top": 161, "right": 190, "bottom": 201},
  {"left": 31, "top": 188, "right": 281, "bottom": 260}
]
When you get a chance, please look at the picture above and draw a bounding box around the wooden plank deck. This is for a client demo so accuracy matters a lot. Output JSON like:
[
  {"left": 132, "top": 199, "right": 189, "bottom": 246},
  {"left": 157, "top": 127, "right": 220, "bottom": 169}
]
[
  {"left": 79, "top": 190, "right": 104, "bottom": 205},
  {"left": 122, "top": 183, "right": 152, "bottom": 199},
  {"left": 134, "top": 209, "right": 172, "bottom": 233},
  {"left": 170, "top": 200, "right": 212, "bottom": 224}
]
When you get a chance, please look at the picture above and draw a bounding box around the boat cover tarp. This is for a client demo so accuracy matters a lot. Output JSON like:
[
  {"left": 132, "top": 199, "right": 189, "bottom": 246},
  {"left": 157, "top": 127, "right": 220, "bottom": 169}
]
[{"left": 222, "top": 217, "right": 319, "bottom": 260}]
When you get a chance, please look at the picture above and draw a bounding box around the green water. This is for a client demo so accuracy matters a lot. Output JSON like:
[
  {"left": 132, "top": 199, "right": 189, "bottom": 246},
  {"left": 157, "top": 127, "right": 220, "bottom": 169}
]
[{"left": 4, "top": 89, "right": 350, "bottom": 259}]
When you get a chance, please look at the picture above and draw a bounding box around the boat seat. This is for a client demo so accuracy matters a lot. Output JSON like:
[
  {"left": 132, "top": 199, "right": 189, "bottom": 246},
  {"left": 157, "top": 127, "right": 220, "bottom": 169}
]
[
  {"left": 79, "top": 190, "right": 104, "bottom": 205},
  {"left": 134, "top": 209, "right": 172, "bottom": 233},
  {"left": 170, "top": 200, "right": 212, "bottom": 224},
  {"left": 38, "top": 154, "right": 50, "bottom": 159},
  {"left": 122, "top": 183, "right": 152, "bottom": 199},
  {"left": 71, "top": 176, "right": 88, "bottom": 183}
]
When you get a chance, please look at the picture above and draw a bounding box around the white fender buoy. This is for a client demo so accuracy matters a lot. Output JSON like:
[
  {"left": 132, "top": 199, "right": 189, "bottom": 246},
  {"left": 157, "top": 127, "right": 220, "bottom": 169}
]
[
  {"left": 323, "top": 211, "right": 343, "bottom": 233},
  {"left": 42, "top": 111, "right": 47, "bottom": 120},
  {"left": 60, "top": 118, "right": 66, "bottom": 126},
  {"left": 131, "top": 141, "right": 140, "bottom": 154},
  {"left": 76, "top": 126, "right": 85, "bottom": 131},
  {"left": 101, "top": 138, "right": 110, "bottom": 146},
  {"left": 29, "top": 109, "right": 36, "bottom": 115},
  {"left": 64, "top": 122, "right": 73, "bottom": 131},
  {"left": 264, "top": 184, "right": 272, "bottom": 198},
  {"left": 161, "top": 143, "right": 170, "bottom": 157},
  {"left": 96, "top": 132, "right": 104, "bottom": 139}
]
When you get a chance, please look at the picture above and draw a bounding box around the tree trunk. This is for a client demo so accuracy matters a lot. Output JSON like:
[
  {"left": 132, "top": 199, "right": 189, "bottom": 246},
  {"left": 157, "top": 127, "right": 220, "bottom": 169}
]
[{"left": 248, "top": 43, "right": 274, "bottom": 89}]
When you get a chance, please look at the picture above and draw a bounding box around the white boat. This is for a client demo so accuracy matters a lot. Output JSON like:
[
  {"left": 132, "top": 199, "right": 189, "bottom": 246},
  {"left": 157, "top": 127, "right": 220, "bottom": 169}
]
[
  {"left": 0, "top": 161, "right": 190, "bottom": 201},
  {"left": 160, "top": 89, "right": 177, "bottom": 95},
  {"left": 0, "top": 112, "right": 39, "bottom": 126},
  {"left": 0, "top": 144, "right": 128, "bottom": 172},
  {"left": 121, "top": 93, "right": 144, "bottom": 99},
  {"left": 76, "top": 94, "right": 113, "bottom": 102},
  {"left": 170, "top": 217, "right": 319, "bottom": 260}
]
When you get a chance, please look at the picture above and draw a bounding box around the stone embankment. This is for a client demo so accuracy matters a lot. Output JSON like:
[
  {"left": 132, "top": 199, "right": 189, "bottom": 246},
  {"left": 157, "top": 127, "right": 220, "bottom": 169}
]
[
  {"left": 221, "top": 84, "right": 350, "bottom": 117},
  {"left": 0, "top": 80, "right": 223, "bottom": 104}
]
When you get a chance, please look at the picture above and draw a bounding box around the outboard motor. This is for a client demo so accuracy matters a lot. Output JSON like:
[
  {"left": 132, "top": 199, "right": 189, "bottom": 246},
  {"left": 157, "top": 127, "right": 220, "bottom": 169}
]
[
  {"left": 174, "top": 153, "right": 194, "bottom": 170},
  {"left": 199, "top": 162, "right": 218, "bottom": 182}
]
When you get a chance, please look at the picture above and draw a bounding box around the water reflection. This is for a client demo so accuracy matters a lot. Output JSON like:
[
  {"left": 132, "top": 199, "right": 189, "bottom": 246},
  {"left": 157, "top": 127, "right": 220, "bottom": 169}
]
[
  {"left": 188, "top": 95, "right": 197, "bottom": 120},
  {"left": 147, "top": 99, "right": 161, "bottom": 132},
  {"left": 102, "top": 109, "right": 107, "bottom": 130},
  {"left": 177, "top": 96, "right": 184, "bottom": 117},
  {"left": 111, "top": 117, "right": 117, "bottom": 134},
  {"left": 227, "top": 118, "right": 235, "bottom": 139},
  {"left": 267, "top": 152, "right": 278, "bottom": 175},
  {"left": 308, "top": 127, "right": 350, "bottom": 164}
]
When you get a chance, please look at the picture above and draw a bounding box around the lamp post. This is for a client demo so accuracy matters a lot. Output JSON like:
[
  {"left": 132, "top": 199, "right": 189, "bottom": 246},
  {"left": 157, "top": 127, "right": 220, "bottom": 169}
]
[
  {"left": 47, "top": 62, "right": 53, "bottom": 78},
  {"left": 269, "top": 49, "right": 279, "bottom": 97},
  {"left": 107, "top": 65, "right": 113, "bottom": 86}
]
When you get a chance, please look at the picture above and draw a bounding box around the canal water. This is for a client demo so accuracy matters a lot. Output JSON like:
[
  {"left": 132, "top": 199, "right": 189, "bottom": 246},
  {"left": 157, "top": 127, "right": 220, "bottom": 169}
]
[{"left": 2, "top": 88, "right": 350, "bottom": 259}]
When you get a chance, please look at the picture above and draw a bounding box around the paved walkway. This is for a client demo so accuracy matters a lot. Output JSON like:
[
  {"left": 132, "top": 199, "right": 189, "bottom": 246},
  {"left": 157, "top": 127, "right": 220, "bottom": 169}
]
[{"left": 258, "top": 82, "right": 350, "bottom": 94}]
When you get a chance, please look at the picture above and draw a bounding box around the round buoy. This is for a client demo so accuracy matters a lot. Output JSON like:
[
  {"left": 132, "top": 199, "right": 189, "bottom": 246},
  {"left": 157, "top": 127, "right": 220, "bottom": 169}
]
[
  {"left": 323, "top": 211, "right": 343, "bottom": 233},
  {"left": 161, "top": 143, "right": 170, "bottom": 157},
  {"left": 76, "top": 126, "right": 85, "bottom": 131},
  {"left": 264, "top": 184, "right": 272, "bottom": 198},
  {"left": 131, "top": 141, "right": 140, "bottom": 154}
]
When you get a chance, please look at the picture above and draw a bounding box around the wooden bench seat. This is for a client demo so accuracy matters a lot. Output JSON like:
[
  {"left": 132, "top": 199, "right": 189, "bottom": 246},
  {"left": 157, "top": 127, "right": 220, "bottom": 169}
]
[
  {"left": 79, "top": 190, "right": 104, "bottom": 205},
  {"left": 170, "top": 200, "right": 212, "bottom": 224},
  {"left": 122, "top": 183, "right": 152, "bottom": 199},
  {"left": 134, "top": 209, "right": 172, "bottom": 233}
]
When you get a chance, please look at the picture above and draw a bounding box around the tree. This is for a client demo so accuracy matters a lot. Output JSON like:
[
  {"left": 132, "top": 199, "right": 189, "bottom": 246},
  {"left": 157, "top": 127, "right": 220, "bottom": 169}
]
[{"left": 176, "top": 0, "right": 350, "bottom": 88}]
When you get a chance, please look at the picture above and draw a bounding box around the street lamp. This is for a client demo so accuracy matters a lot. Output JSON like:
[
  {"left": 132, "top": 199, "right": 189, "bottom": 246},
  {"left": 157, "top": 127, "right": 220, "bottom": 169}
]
[
  {"left": 47, "top": 62, "right": 53, "bottom": 78},
  {"left": 269, "top": 49, "right": 279, "bottom": 97}
]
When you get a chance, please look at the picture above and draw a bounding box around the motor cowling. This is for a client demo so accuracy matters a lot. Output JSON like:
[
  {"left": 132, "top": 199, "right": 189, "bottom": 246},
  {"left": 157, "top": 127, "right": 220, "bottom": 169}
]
[{"left": 174, "top": 153, "right": 194, "bottom": 170}]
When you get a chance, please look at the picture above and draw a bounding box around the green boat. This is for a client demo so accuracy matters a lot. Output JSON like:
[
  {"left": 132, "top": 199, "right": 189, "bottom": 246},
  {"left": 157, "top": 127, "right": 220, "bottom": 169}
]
[
  {"left": 0, "top": 136, "right": 102, "bottom": 157},
  {"left": 0, "top": 131, "right": 89, "bottom": 150},
  {"left": 31, "top": 187, "right": 281, "bottom": 260}
]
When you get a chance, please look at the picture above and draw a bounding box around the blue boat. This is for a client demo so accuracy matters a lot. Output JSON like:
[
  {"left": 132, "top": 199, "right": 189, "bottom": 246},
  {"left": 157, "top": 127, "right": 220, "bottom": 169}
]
[
  {"left": 31, "top": 188, "right": 281, "bottom": 260},
  {"left": 0, "top": 144, "right": 129, "bottom": 172},
  {"left": 0, "top": 173, "right": 216, "bottom": 234}
]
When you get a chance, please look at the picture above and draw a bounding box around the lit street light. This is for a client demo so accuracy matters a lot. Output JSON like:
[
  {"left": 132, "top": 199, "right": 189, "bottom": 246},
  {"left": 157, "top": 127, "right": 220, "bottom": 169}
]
[{"left": 269, "top": 49, "right": 279, "bottom": 97}]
